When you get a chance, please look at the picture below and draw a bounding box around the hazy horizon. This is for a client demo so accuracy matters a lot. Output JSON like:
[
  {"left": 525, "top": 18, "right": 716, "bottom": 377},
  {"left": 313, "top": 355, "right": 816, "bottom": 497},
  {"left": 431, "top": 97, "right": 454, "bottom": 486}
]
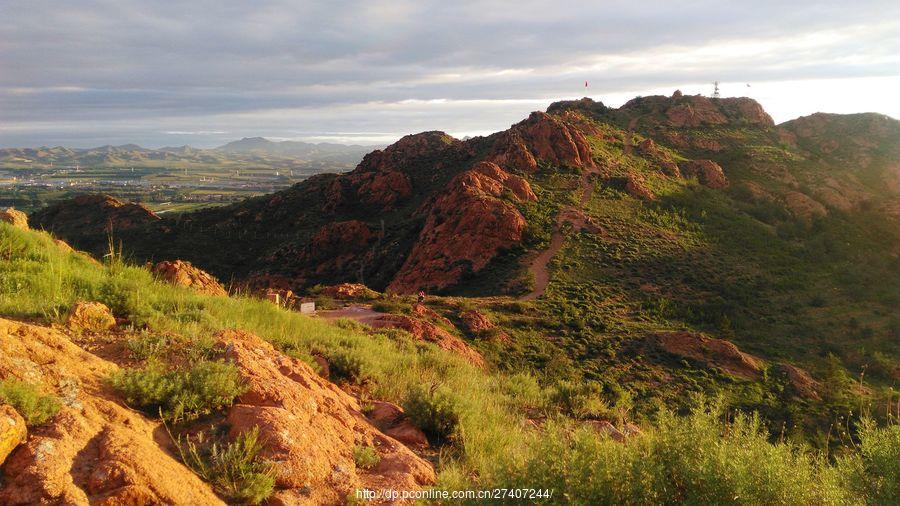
[{"left": 2, "top": 1, "right": 898, "bottom": 149}]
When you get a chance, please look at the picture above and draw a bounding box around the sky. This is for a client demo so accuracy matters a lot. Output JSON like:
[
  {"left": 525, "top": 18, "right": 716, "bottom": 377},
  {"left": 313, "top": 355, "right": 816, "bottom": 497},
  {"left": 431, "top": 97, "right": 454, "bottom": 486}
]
[{"left": 1, "top": 0, "right": 898, "bottom": 148}]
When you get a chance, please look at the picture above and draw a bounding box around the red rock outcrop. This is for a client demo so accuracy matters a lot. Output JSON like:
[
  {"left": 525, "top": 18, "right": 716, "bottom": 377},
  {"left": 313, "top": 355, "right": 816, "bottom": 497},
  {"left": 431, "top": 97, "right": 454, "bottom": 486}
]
[
  {"left": 388, "top": 162, "right": 536, "bottom": 293},
  {"left": 320, "top": 283, "right": 380, "bottom": 300},
  {"left": 216, "top": 330, "right": 435, "bottom": 505},
  {"left": 0, "top": 208, "right": 29, "bottom": 230},
  {"left": 324, "top": 131, "right": 459, "bottom": 213},
  {"left": 369, "top": 315, "right": 485, "bottom": 368},
  {"left": 152, "top": 260, "right": 227, "bottom": 296},
  {"left": 30, "top": 195, "right": 160, "bottom": 237},
  {"left": 65, "top": 301, "right": 116, "bottom": 333},
  {"left": 366, "top": 401, "right": 429, "bottom": 449},
  {"left": 679, "top": 159, "right": 729, "bottom": 189},
  {"left": 625, "top": 174, "right": 656, "bottom": 200},
  {"left": 784, "top": 191, "right": 827, "bottom": 221},
  {"left": 0, "top": 318, "right": 223, "bottom": 505},
  {"left": 487, "top": 112, "right": 594, "bottom": 172},
  {"left": 459, "top": 310, "right": 509, "bottom": 341},
  {"left": 654, "top": 331, "right": 763, "bottom": 380},
  {"left": 775, "top": 364, "right": 821, "bottom": 400}
]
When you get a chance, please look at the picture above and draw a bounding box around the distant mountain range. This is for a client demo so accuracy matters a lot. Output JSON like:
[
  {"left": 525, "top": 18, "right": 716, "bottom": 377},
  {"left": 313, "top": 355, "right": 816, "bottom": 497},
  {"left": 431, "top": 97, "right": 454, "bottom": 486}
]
[{"left": 0, "top": 138, "right": 377, "bottom": 168}]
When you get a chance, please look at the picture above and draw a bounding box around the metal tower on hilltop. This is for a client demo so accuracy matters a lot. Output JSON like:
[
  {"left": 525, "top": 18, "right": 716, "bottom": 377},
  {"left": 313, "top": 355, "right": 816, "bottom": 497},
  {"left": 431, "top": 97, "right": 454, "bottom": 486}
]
[{"left": 712, "top": 81, "right": 721, "bottom": 99}]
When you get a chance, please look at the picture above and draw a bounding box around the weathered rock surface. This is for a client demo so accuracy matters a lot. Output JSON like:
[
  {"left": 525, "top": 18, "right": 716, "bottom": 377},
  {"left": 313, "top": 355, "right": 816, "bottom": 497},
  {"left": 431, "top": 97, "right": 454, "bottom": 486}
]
[
  {"left": 0, "top": 208, "right": 28, "bottom": 230},
  {"left": 370, "top": 314, "right": 485, "bottom": 367},
  {"left": 216, "top": 330, "right": 435, "bottom": 505},
  {"left": 152, "top": 259, "right": 227, "bottom": 296},
  {"left": 679, "top": 159, "right": 729, "bottom": 189},
  {"left": 0, "top": 317, "right": 223, "bottom": 505},
  {"left": 65, "top": 301, "right": 116, "bottom": 333},
  {"left": 654, "top": 331, "right": 763, "bottom": 380},
  {"left": 388, "top": 162, "right": 536, "bottom": 293},
  {"left": 0, "top": 404, "right": 26, "bottom": 468}
]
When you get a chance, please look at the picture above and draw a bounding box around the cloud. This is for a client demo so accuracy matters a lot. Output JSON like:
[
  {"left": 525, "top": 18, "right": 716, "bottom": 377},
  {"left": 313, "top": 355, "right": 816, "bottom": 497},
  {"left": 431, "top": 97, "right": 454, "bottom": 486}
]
[{"left": 0, "top": 0, "right": 897, "bottom": 147}]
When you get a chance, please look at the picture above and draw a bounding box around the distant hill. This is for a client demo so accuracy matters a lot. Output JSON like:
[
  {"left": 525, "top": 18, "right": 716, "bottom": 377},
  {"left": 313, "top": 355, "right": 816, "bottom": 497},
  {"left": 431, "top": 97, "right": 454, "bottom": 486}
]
[
  {"left": 0, "top": 138, "right": 377, "bottom": 168},
  {"left": 215, "top": 137, "right": 374, "bottom": 162}
]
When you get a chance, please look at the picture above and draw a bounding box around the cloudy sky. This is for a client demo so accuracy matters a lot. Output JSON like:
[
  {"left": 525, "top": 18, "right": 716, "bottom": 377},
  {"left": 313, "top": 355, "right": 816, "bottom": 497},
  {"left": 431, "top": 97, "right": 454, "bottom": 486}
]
[{"left": 1, "top": 0, "right": 898, "bottom": 148}]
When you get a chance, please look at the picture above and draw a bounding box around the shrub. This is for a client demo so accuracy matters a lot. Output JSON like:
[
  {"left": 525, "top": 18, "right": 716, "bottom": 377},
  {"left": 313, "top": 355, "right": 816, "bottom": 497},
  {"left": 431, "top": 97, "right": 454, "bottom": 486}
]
[
  {"left": 110, "top": 360, "right": 245, "bottom": 422},
  {"left": 0, "top": 379, "right": 61, "bottom": 426},
  {"left": 840, "top": 421, "right": 900, "bottom": 505},
  {"left": 326, "top": 348, "right": 370, "bottom": 385},
  {"left": 175, "top": 427, "right": 275, "bottom": 505},
  {"left": 546, "top": 380, "right": 609, "bottom": 419},
  {"left": 403, "top": 385, "right": 460, "bottom": 443},
  {"left": 353, "top": 445, "right": 380, "bottom": 470}
]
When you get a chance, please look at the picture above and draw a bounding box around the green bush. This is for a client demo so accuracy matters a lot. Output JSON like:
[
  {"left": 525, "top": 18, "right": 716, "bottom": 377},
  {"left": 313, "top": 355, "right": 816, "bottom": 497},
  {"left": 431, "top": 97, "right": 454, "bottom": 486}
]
[
  {"left": 0, "top": 379, "right": 61, "bottom": 426},
  {"left": 353, "top": 445, "right": 380, "bottom": 470},
  {"left": 839, "top": 421, "right": 900, "bottom": 505},
  {"left": 110, "top": 360, "right": 245, "bottom": 422},
  {"left": 125, "top": 333, "right": 170, "bottom": 361},
  {"left": 546, "top": 380, "right": 609, "bottom": 419},
  {"left": 175, "top": 427, "right": 275, "bottom": 505},
  {"left": 402, "top": 385, "right": 461, "bottom": 443}
]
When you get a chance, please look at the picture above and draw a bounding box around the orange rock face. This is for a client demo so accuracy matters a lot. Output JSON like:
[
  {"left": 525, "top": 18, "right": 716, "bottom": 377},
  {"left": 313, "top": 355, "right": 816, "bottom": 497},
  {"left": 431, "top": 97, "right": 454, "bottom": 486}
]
[
  {"left": 784, "top": 191, "right": 827, "bottom": 221},
  {"left": 369, "top": 314, "right": 485, "bottom": 368},
  {"left": 388, "top": 162, "right": 535, "bottom": 293},
  {"left": 215, "top": 330, "right": 435, "bottom": 505},
  {"left": 679, "top": 159, "right": 729, "bottom": 189},
  {"left": 654, "top": 331, "right": 763, "bottom": 380},
  {"left": 320, "top": 283, "right": 379, "bottom": 300},
  {"left": 0, "top": 318, "right": 223, "bottom": 505},
  {"left": 152, "top": 259, "right": 227, "bottom": 296},
  {"left": 488, "top": 112, "right": 594, "bottom": 172},
  {"left": 775, "top": 364, "right": 821, "bottom": 400}
]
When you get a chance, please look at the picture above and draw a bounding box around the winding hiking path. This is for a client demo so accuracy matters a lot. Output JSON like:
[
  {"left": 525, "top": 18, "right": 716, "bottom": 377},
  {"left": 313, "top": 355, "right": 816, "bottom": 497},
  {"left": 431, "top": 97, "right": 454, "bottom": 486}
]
[{"left": 521, "top": 164, "right": 602, "bottom": 301}]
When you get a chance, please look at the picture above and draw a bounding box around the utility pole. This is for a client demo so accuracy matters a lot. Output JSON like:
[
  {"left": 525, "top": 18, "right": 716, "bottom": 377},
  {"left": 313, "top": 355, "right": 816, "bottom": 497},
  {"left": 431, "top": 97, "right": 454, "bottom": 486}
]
[{"left": 712, "top": 81, "right": 721, "bottom": 99}]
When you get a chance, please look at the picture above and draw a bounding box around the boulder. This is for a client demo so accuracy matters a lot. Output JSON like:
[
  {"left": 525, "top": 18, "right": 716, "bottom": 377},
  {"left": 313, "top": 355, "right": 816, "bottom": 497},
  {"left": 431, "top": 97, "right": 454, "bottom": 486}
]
[
  {"left": 654, "top": 331, "right": 763, "bottom": 380},
  {"left": 0, "top": 318, "right": 223, "bottom": 505},
  {"left": 215, "top": 330, "right": 435, "bottom": 505},
  {"left": 65, "top": 301, "right": 116, "bottom": 333},
  {"left": 0, "top": 404, "right": 26, "bottom": 467},
  {"left": 679, "top": 159, "right": 729, "bottom": 189},
  {"left": 388, "top": 162, "right": 535, "bottom": 294},
  {"left": 0, "top": 207, "right": 29, "bottom": 229},
  {"left": 152, "top": 259, "right": 227, "bottom": 296}
]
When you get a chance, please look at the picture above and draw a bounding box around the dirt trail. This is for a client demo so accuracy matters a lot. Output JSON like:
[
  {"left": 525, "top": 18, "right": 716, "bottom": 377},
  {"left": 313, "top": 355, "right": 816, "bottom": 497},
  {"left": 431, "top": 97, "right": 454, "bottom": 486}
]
[
  {"left": 317, "top": 304, "right": 386, "bottom": 325},
  {"left": 521, "top": 165, "right": 601, "bottom": 301}
]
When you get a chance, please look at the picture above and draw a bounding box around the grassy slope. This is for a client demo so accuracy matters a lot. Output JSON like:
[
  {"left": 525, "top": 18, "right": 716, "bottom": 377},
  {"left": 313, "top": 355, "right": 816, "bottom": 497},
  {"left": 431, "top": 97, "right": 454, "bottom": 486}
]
[{"left": 2, "top": 222, "right": 898, "bottom": 503}]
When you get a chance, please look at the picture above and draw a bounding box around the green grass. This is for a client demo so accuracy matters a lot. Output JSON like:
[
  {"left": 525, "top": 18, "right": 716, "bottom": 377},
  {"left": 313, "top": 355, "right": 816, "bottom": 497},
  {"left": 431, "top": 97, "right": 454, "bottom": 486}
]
[
  {"left": 353, "top": 445, "right": 381, "bottom": 470},
  {"left": 0, "top": 378, "right": 61, "bottom": 426}
]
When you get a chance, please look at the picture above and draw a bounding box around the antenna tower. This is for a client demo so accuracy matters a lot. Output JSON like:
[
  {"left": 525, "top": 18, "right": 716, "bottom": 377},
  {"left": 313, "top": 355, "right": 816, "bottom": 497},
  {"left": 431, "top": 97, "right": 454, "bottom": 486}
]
[{"left": 712, "top": 81, "right": 720, "bottom": 99}]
